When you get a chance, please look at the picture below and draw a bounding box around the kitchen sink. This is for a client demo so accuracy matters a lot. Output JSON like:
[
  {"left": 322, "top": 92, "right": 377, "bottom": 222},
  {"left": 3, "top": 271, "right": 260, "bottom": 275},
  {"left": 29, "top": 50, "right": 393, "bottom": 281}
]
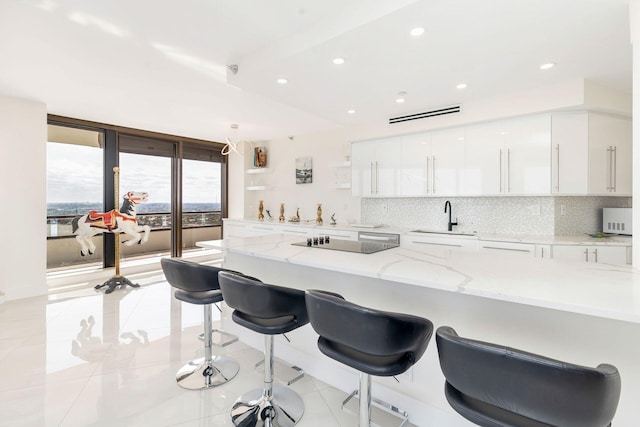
[{"left": 410, "top": 229, "right": 478, "bottom": 237}]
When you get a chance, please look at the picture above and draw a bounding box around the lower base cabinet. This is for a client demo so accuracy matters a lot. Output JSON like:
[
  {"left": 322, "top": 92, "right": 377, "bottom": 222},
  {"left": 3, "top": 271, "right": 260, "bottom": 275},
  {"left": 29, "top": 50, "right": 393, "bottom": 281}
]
[{"left": 551, "top": 245, "right": 629, "bottom": 265}]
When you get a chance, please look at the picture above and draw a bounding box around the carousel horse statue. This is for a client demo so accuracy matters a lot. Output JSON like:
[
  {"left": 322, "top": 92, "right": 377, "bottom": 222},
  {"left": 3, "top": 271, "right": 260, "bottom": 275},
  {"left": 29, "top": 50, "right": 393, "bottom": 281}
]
[{"left": 71, "top": 191, "right": 151, "bottom": 257}]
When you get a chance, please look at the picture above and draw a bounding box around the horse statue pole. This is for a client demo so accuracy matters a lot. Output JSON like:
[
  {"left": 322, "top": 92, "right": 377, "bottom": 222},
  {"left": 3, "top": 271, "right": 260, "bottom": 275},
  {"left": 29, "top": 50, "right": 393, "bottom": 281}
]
[{"left": 95, "top": 167, "right": 140, "bottom": 294}]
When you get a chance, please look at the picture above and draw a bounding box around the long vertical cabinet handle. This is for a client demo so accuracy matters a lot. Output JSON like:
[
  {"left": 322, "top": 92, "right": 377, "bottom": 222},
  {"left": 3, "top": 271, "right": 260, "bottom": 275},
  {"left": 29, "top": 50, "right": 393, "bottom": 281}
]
[
  {"left": 584, "top": 249, "right": 589, "bottom": 262},
  {"left": 593, "top": 248, "right": 598, "bottom": 263},
  {"left": 375, "top": 161, "right": 379, "bottom": 195},
  {"left": 507, "top": 148, "right": 511, "bottom": 193},
  {"left": 606, "top": 147, "right": 612, "bottom": 191},
  {"left": 425, "top": 155, "right": 430, "bottom": 194},
  {"left": 554, "top": 144, "right": 560, "bottom": 191},
  {"left": 499, "top": 149, "right": 503, "bottom": 193},
  {"left": 432, "top": 155, "right": 436, "bottom": 194},
  {"left": 612, "top": 146, "right": 617, "bottom": 192},
  {"left": 370, "top": 162, "right": 374, "bottom": 194}
]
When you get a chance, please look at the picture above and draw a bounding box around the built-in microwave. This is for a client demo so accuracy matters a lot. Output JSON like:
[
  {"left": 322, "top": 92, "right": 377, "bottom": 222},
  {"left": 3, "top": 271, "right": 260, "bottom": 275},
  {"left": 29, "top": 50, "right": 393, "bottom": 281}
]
[{"left": 603, "top": 208, "right": 632, "bottom": 235}]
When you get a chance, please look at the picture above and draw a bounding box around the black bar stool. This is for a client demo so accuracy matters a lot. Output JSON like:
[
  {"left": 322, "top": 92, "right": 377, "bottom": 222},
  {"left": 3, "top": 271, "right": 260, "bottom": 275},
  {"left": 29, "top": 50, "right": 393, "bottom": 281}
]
[
  {"left": 160, "top": 258, "right": 240, "bottom": 390},
  {"left": 218, "top": 271, "right": 309, "bottom": 427},
  {"left": 305, "top": 289, "right": 434, "bottom": 427},
  {"left": 436, "top": 326, "right": 621, "bottom": 427}
]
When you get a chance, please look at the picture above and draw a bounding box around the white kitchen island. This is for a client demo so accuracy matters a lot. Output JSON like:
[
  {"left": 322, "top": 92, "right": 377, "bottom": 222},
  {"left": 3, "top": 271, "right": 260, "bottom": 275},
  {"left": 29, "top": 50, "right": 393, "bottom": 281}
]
[{"left": 198, "top": 234, "right": 640, "bottom": 426}]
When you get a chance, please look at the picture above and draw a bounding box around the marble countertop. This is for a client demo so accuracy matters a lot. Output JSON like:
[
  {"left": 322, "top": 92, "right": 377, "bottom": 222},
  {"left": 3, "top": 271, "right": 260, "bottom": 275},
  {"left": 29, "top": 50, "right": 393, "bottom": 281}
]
[
  {"left": 199, "top": 234, "right": 640, "bottom": 324},
  {"left": 223, "top": 218, "right": 632, "bottom": 246}
]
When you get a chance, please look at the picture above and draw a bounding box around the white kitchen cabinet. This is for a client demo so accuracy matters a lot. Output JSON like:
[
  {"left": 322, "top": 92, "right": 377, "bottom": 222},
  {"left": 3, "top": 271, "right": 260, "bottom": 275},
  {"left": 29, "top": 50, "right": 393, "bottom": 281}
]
[
  {"left": 351, "top": 137, "right": 402, "bottom": 197},
  {"left": 551, "top": 113, "right": 589, "bottom": 194},
  {"left": 321, "top": 229, "right": 358, "bottom": 241},
  {"left": 551, "top": 244, "right": 628, "bottom": 265},
  {"left": 465, "top": 115, "right": 551, "bottom": 195},
  {"left": 279, "top": 225, "right": 313, "bottom": 237},
  {"left": 223, "top": 221, "right": 277, "bottom": 238},
  {"left": 400, "top": 129, "right": 466, "bottom": 196},
  {"left": 588, "top": 114, "right": 632, "bottom": 195},
  {"left": 400, "top": 132, "right": 430, "bottom": 196},
  {"left": 551, "top": 113, "right": 631, "bottom": 196}
]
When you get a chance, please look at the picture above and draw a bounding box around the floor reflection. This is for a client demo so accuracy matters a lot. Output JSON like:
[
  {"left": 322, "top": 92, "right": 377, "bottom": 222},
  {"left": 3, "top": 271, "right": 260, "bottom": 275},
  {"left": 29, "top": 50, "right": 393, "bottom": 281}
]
[{"left": 0, "top": 275, "right": 346, "bottom": 427}]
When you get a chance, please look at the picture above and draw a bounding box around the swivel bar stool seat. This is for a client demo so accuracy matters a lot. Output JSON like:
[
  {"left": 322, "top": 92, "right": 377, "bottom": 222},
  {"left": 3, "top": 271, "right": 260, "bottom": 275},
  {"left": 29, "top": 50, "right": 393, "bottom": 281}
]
[
  {"left": 305, "top": 290, "right": 434, "bottom": 427},
  {"left": 161, "top": 258, "right": 240, "bottom": 390},
  {"left": 436, "top": 326, "right": 622, "bottom": 427},
  {"left": 218, "top": 271, "right": 309, "bottom": 427}
]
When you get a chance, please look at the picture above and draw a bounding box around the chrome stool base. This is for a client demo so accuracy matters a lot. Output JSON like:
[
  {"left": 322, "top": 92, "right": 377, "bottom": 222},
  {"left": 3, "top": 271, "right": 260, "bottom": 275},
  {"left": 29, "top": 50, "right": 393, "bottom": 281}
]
[
  {"left": 230, "top": 386, "right": 305, "bottom": 427},
  {"left": 342, "top": 390, "right": 412, "bottom": 427},
  {"left": 176, "top": 355, "right": 239, "bottom": 390}
]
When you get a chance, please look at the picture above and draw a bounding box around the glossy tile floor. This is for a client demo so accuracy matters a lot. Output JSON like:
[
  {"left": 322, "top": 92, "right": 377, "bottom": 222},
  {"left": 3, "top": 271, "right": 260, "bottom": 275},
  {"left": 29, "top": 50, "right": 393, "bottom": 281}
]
[{"left": 0, "top": 272, "right": 361, "bottom": 427}]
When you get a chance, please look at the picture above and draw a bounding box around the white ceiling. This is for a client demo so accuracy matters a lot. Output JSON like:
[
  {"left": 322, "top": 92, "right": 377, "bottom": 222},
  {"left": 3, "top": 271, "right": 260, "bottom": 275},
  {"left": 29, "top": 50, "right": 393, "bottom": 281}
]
[{"left": 0, "top": 0, "right": 632, "bottom": 143}]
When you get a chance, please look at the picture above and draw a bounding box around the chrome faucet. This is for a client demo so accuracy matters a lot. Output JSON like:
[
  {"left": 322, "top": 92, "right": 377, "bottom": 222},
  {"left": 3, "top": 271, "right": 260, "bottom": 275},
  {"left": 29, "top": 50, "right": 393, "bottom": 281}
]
[{"left": 444, "top": 200, "right": 458, "bottom": 232}]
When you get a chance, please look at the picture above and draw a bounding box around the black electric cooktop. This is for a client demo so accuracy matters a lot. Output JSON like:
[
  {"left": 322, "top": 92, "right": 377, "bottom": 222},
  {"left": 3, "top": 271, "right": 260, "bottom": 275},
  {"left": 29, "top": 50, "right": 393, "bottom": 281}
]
[{"left": 291, "top": 239, "right": 399, "bottom": 254}]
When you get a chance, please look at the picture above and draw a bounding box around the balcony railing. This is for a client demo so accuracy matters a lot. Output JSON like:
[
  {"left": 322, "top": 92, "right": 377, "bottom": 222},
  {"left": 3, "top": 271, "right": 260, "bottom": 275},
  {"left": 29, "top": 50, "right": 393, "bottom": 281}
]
[
  {"left": 47, "top": 211, "right": 222, "bottom": 238},
  {"left": 46, "top": 211, "right": 222, "bottom": 270}
]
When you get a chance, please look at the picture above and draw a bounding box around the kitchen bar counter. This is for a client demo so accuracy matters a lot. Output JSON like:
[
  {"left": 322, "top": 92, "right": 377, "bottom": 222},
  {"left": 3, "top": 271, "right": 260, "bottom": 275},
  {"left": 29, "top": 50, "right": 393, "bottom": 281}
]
[
  {"left": 199, "top": 234, "right": 640, "bottom": 323},
  {"left": 199, "top": 234, "right": 640, "bottom": 426}
]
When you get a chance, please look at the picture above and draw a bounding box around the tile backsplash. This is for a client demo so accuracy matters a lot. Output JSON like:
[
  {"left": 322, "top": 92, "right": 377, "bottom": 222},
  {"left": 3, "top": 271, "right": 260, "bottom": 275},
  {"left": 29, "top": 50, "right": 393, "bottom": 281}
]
[{"left": 361, "top": 196, "right": 631, "bottom": 236}]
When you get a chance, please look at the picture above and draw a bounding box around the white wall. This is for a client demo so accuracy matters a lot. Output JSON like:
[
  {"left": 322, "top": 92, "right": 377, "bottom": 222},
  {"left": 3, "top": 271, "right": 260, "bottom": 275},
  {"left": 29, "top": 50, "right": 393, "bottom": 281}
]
[{"left": 0, "top": 94, "right": 47, "bottom": 301}]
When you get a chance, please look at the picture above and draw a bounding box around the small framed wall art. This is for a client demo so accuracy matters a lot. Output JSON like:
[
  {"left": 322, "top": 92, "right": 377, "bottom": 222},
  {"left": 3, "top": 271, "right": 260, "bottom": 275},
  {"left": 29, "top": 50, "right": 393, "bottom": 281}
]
[
  {"left": 253, "top": 146, "right": 267, "bottom": 167},
  {"left": 295, "top": 156, "right": 312, "bottom": 184}
]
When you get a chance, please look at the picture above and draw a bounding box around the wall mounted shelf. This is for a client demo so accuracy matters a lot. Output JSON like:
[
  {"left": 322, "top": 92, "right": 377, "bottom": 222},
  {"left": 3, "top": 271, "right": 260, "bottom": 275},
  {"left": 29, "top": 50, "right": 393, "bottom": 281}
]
[
  {"left": 328, "top": 161, "right": 351, "bottom": 168},
  {"left": 329, "top": 183, "right": 351, "bottom": 189},
  {"left": 246, "top": 185, "right": 274, "bottom": 191},
  {"left": 246, "top": 168, "right": 272, "bottom": 174}
]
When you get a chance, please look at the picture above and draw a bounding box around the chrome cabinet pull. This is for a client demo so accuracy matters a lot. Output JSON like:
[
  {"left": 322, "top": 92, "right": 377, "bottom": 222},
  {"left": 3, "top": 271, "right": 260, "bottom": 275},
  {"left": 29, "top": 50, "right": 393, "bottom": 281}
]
[
  {"left": 375, "top": 161, "right": 379, "bottom": 194},
  {"left": 584, "top": 249, "right": 589, "bottom": 262},
  {"left": 426, "top": 155, "right": 430, "bottom": 194},
  {"left": 507, "top": 148, "right": 511, "bottom": 192},
  {"left": 554, "top": 144, "right": 560, "bottom": 191},
  {"left": 606, "top": 147, "right": 612, "bottom": 191},
  {"left": 370, "top": 162, "right": 374, "bottom": 194},
  {"left": 612, "top": 146, "right": 617, "bottom": 192},
  {"left": 432, "top": 155, "right": 436, "bottom": 194},
  {"left": 499, "top": 149, "right": 503, "bottom": 193},
  {"left": 593, "top": 248, "right": 598, "bottom": 263},
  {"left": 482, "top": 245, "right": 531, "bottom": 253}
]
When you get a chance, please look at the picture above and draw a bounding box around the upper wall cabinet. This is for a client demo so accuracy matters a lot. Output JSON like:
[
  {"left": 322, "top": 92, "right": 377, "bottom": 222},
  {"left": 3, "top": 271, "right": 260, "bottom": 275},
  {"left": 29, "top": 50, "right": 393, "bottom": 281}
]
[
  {"left": 351, "top": 137, "right": 402, "bottom": 197},
  {"left": 551, "top": 113, "right": 631, "bottom": 196},
  {"left": 400, "top": 129, "right": 466, "bottom": 196},
  {"left": 351, "top": 112, "right": 629, "bottom": 198},
  {"left": 588, "top": 114, "right": 632, "bottom": 195},
  {"left": 465, "top": 115, "right": 551, "bottom": 195}
]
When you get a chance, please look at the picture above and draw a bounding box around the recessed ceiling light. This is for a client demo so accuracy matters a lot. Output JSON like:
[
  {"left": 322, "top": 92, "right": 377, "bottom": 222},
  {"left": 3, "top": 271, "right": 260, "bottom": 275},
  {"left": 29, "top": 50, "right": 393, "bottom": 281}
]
[
  {"left": 539, "top": 62, "right": 555, "bottom": 70},
  {"left": 332, "top": 57, "right": 345, "bottom": 65},
  {"left": 456, "top": 83, "right": 468, "bottom": 90},
  {"left": 347, "top": 109, "right": 356, "bottom": 114},
  {"left": 277, "top": 78, "right": 288, "bottom": 84},
  {"left": 410, "top": 27, "right": 425, "bottom": 37},
  {"left": 396, "top": 98, "right": 405, "bottom": 104}
]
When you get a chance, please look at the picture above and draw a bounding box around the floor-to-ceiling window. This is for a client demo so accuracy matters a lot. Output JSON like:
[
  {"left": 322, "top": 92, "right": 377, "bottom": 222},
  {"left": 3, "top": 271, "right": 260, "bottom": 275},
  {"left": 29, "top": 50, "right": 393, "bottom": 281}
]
[
  {"left": 46, "top": 117, "right": 225, "bottom": 278},
  {"left": 181, "top": 143, "right": 224, "bottom": 253},
  {"left": 46, "top": 124, "right": 105, "bottom": 270}
]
